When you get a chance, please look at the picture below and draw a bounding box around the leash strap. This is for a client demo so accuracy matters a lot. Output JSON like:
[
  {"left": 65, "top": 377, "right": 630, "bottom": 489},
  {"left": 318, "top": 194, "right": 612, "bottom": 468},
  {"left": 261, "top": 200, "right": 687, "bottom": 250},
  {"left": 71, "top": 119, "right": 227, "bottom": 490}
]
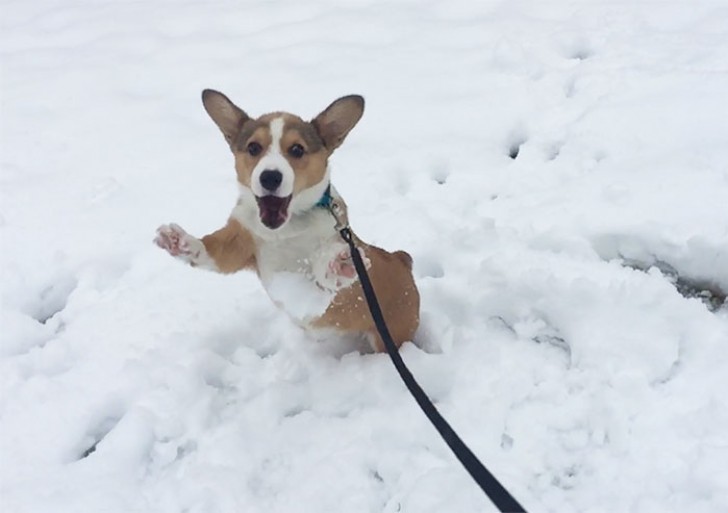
[{"left": 337, "top": 226, "right": 527, "bottom": 513}]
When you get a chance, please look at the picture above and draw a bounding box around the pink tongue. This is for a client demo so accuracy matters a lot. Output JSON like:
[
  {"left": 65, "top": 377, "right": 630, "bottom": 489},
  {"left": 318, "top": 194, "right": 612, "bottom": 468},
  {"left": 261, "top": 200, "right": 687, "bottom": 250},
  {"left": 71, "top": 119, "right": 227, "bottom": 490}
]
[{"left": 257, "top": 196, "right": 290, "bottom": 229}]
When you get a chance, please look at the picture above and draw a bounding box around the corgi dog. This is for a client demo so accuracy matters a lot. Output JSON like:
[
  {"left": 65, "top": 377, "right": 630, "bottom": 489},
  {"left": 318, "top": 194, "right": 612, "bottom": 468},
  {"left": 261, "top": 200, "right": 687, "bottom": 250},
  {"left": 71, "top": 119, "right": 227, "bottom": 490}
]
[{"left": 154, "top": 90, "right": 419, "bottom": 352}]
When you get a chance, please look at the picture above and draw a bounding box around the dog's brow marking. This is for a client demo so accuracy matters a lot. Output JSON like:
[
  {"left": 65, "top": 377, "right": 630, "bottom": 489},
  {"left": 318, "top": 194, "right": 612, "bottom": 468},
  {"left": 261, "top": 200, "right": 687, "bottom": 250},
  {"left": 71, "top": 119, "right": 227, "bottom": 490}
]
[
  {"left": 250, "top": 116, "right": 295, "bottom": 198},
  {"left": 269, "top": 117, "right": 285, "bottom": 156}
]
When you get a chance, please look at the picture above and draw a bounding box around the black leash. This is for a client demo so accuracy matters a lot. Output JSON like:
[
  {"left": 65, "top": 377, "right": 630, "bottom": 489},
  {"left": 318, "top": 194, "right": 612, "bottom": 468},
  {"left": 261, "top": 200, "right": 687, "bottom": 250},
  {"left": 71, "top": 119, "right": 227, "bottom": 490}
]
[{"left": 330, "top": 205, "right": 527, "bottom": 512}]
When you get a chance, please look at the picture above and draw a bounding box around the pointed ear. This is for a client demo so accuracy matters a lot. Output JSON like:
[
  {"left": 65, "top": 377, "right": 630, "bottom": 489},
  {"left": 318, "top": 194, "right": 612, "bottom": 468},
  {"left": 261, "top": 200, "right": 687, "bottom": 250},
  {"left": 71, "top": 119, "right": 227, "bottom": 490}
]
[
  {"left": 311, "top": 95, "right": 365, "bottom": 151},
  {"left": 201, "top": 89, "right": 250, "bottom": 145}
]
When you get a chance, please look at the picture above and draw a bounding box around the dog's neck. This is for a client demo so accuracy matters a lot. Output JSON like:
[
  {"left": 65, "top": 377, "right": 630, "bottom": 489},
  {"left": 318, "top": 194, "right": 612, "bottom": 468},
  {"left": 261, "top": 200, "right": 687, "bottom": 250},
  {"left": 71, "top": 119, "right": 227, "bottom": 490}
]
[{"left": 314, "top": 184, "right": 333, "bottom": 209}]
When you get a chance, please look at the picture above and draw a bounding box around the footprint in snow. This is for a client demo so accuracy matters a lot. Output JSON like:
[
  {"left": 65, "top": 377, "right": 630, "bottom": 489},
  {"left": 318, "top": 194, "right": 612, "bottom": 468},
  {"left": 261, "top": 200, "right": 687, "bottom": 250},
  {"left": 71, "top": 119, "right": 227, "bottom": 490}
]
[
  {"left": 77, "top": 414, "right": 123, "bottom": 460},
  {"left": 429, "top": 164, "right": 450, "bottom": 185},
  {"left": 505, "top": 130, "right": 528, "bottom": 160},
  {"left": 76, "top": 408, "right": 156, "bottom": 465},
  {"left": 567, "top": 45, "right": 594, "bottom": 61},
  {"left": 28, "top": 275, "right": 78, "bottom": 326},
  {"left": 624, "top": 259, "right": 726, "bottom": 312}
]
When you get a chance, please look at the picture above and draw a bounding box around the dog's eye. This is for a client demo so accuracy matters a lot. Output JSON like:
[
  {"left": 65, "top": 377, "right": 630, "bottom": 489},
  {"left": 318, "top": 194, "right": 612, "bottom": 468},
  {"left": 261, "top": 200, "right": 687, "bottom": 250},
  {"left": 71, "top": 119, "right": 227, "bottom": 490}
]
[
  {"left": 247, "top": 142, "right": 263, "bottom": 157},
  {"left": 288, "top": 143, "right": 305, "bottom": 159}
]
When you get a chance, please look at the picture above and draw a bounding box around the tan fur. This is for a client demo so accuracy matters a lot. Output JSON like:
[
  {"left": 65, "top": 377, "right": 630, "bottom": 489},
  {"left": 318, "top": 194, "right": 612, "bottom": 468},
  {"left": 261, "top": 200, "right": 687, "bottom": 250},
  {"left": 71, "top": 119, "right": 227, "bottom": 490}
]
[
  {"left": 280, "top": 119, "right": 330, "bottom": 194},
  {"left": 232, "top": 122, "right": 272, "bottom": 187},
  {"left": 197, "top": 221, "right": 420, "bottom": 349},
  {"left": 160, "top": 90, "right": 419, "bottom": 351},
  {"left": 312, "top": 237, "right": 420, "bottom": 351},
  {"left": 230, "top": 113, "right": 331, "bottom": 195},
  {"left": 196, "top": 220, "right": 420, "bottom": 349},
  {"left": 199, "top": 218, "right": 256, "bottom": 274}
]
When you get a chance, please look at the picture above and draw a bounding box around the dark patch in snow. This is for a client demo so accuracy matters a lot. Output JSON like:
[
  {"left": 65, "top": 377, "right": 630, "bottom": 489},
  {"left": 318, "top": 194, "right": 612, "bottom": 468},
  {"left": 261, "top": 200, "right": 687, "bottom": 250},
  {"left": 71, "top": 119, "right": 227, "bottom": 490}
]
[
  {"left": 564, "top": 40, "right": 594, "bottom": 61},
  {"left": 252, "top": 343, "right": 278, "bottom": 359},
  {"left": 175, "top": 440, "right": 197, "bottom": 461},
  {"left": 205, "top": 377, "right": 230, "bottom": 392},
  {"left": 570, "top": 48, "right": 593, "bottom": 60},
  {"left": 500, "top": 433, "right": 514, "bottom": 450},
  {"left": 370, "top": 469, "right": 384, "bottom": 483},
  {"left": 80, "top": 443, "right": 99, "bottom": 459},
  {"left": 531, "top": 319, "right": 572, "bottom": 361},
  {"left": 29, "top": 276, "right": 77, "bottom": 325},
  {"left": 653, "top": 356, "right": 682, "bottom": 386},
  {"left": 430, "top": 165, "right": 449, "bottom": 185},
  {"left": 547, "top": 142, "right": 563, "bottom": 160},
  {"left": 283, "top": 405, "right": 307, "bottom": 418},
  {"left": 624, "top": 259, "right": 726, "bottom": 312},
  {"left": 77, "top": 415, "right": 122, "bottom": 460},
  {"left": 507, "top": 136, "right": 526, "bottom": 159},
  {"left": 552, "top": 465, "right": 579, "bottom": 490},
  {"left": 533, "top": 333, "right": 571, "bottom": 359},
  {"left": 491, "top": 316, "right": 516, "bottom": 335}
]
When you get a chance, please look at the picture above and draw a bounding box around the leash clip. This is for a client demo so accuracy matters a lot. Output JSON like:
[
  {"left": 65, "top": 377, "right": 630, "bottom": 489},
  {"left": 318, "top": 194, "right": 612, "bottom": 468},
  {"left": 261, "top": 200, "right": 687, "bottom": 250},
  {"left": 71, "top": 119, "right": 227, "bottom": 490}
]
[{"left": 327, "top": 199, "right": 350, "bottom": 233}]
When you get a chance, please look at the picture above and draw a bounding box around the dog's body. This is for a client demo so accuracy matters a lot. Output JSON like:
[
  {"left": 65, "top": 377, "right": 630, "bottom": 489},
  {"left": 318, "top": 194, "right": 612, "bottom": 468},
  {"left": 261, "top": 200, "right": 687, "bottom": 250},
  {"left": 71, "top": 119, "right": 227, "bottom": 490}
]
[{"left": 155, "top": 90, "right": 419, "bottom": 351}]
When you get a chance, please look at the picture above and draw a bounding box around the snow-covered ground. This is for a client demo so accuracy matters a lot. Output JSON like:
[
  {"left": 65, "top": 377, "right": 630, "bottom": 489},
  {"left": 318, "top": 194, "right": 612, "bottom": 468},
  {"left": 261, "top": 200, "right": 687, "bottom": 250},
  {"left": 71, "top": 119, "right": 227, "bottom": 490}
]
[{"left": 2, "top": 0, "right": 728, "bottom": 511}]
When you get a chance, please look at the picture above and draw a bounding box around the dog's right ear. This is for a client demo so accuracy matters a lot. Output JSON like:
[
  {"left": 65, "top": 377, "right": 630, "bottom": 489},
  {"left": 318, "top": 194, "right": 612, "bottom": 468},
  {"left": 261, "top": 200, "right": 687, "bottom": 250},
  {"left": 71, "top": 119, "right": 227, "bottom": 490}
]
[{"left": 201, "top": 89, "right": 250, "bottom": 146}]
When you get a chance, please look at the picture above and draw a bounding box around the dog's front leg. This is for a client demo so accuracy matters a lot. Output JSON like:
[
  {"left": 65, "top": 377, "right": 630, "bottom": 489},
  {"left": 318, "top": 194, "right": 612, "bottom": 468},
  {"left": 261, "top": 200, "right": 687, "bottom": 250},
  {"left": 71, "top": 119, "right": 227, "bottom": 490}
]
[
  {"left": 313, "top": 242, "right": 371, "bottom": 291},
  {"left": 155, "top": 219, "right": 255, "bottom": 273}
]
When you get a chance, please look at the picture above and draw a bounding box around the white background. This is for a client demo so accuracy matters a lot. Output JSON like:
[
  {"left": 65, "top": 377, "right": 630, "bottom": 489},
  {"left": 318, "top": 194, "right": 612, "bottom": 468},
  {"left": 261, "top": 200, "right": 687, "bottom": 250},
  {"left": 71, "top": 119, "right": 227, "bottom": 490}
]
[{"left": 2, "top": 1, "right": 727, "bottom": 511}]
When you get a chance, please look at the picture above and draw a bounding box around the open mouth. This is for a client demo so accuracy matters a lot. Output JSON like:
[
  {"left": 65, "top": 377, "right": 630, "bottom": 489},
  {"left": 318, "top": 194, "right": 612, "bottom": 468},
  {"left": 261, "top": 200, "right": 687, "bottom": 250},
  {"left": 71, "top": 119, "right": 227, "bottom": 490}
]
[{"left": 255, "top": 195, "right": 292, "bottom": 229}]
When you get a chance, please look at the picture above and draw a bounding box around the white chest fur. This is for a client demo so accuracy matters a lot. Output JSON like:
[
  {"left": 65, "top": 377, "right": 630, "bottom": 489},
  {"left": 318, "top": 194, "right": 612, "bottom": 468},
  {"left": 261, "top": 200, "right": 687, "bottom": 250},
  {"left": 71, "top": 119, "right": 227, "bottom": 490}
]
[
  {"left": 257, "top": 238, "right": 337, "bottom": 325},
  {"left": 235, "top": 204, "right": 343, "bottom": 326}
]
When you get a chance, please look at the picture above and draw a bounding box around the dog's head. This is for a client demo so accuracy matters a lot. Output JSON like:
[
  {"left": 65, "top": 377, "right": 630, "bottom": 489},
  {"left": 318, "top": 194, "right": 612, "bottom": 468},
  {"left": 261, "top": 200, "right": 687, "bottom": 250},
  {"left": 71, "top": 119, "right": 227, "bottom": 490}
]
[{"left": 201, "top": 89, "right": 364, "bottom": 231}]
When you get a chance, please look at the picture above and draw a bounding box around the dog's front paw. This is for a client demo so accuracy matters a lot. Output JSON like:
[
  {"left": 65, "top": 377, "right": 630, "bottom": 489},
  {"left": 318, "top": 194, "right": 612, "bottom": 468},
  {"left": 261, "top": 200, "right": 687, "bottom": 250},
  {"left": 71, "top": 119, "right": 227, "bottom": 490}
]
[
  {"left": 155, "top": 223, "right": 197, "bottom": 257},
  {"left": 154, "top": 223, "right": 205, "bottom": 262},
  {"left": 326, "top": 247, "right": 370, "bottom": 287},
  {"left": 155, "top": 224, "right": 219, "bottom": 271}
]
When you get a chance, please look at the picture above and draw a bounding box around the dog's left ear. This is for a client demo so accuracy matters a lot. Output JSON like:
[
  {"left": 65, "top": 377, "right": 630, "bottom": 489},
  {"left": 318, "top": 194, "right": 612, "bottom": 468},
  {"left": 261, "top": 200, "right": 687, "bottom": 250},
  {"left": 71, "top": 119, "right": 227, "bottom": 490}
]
[{"left": 312, "top": 95, "right": 365, "bottom": 151}]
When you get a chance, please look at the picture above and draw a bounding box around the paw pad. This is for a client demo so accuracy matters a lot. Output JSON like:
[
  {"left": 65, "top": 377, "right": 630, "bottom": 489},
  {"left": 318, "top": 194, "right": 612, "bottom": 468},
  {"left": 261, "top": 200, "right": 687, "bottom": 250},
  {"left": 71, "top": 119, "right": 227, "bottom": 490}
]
[
  {"left": 327, "top": 247, "right": 370, "bottom": 285},
  {"left": 154, "top": 224, "right": 198, "bottom": 258}
]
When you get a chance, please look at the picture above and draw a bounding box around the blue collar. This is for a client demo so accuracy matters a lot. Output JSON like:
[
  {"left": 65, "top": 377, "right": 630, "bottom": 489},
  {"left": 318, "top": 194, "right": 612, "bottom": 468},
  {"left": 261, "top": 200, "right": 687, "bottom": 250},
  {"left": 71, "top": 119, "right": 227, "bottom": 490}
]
[{"left": 315, "top": 184, "right": 332, "bottom": 208}]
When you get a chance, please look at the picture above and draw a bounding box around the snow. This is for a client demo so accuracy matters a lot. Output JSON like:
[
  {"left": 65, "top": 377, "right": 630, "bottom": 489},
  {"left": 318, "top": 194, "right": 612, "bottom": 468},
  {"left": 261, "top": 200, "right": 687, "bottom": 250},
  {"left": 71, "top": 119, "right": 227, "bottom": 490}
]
[
  {"left": 266, "top": 271, "right": 334, "bottom": 323},
  {"left": 2, "top": 0, "right": 728, "bottom": 512}
]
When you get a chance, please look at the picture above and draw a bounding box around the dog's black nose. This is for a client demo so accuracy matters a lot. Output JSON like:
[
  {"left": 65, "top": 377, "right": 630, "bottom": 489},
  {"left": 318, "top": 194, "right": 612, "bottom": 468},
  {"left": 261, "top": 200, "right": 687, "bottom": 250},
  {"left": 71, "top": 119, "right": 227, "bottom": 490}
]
[{"left": 259, "top": 169, "right": 283, "bottom": 192}]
